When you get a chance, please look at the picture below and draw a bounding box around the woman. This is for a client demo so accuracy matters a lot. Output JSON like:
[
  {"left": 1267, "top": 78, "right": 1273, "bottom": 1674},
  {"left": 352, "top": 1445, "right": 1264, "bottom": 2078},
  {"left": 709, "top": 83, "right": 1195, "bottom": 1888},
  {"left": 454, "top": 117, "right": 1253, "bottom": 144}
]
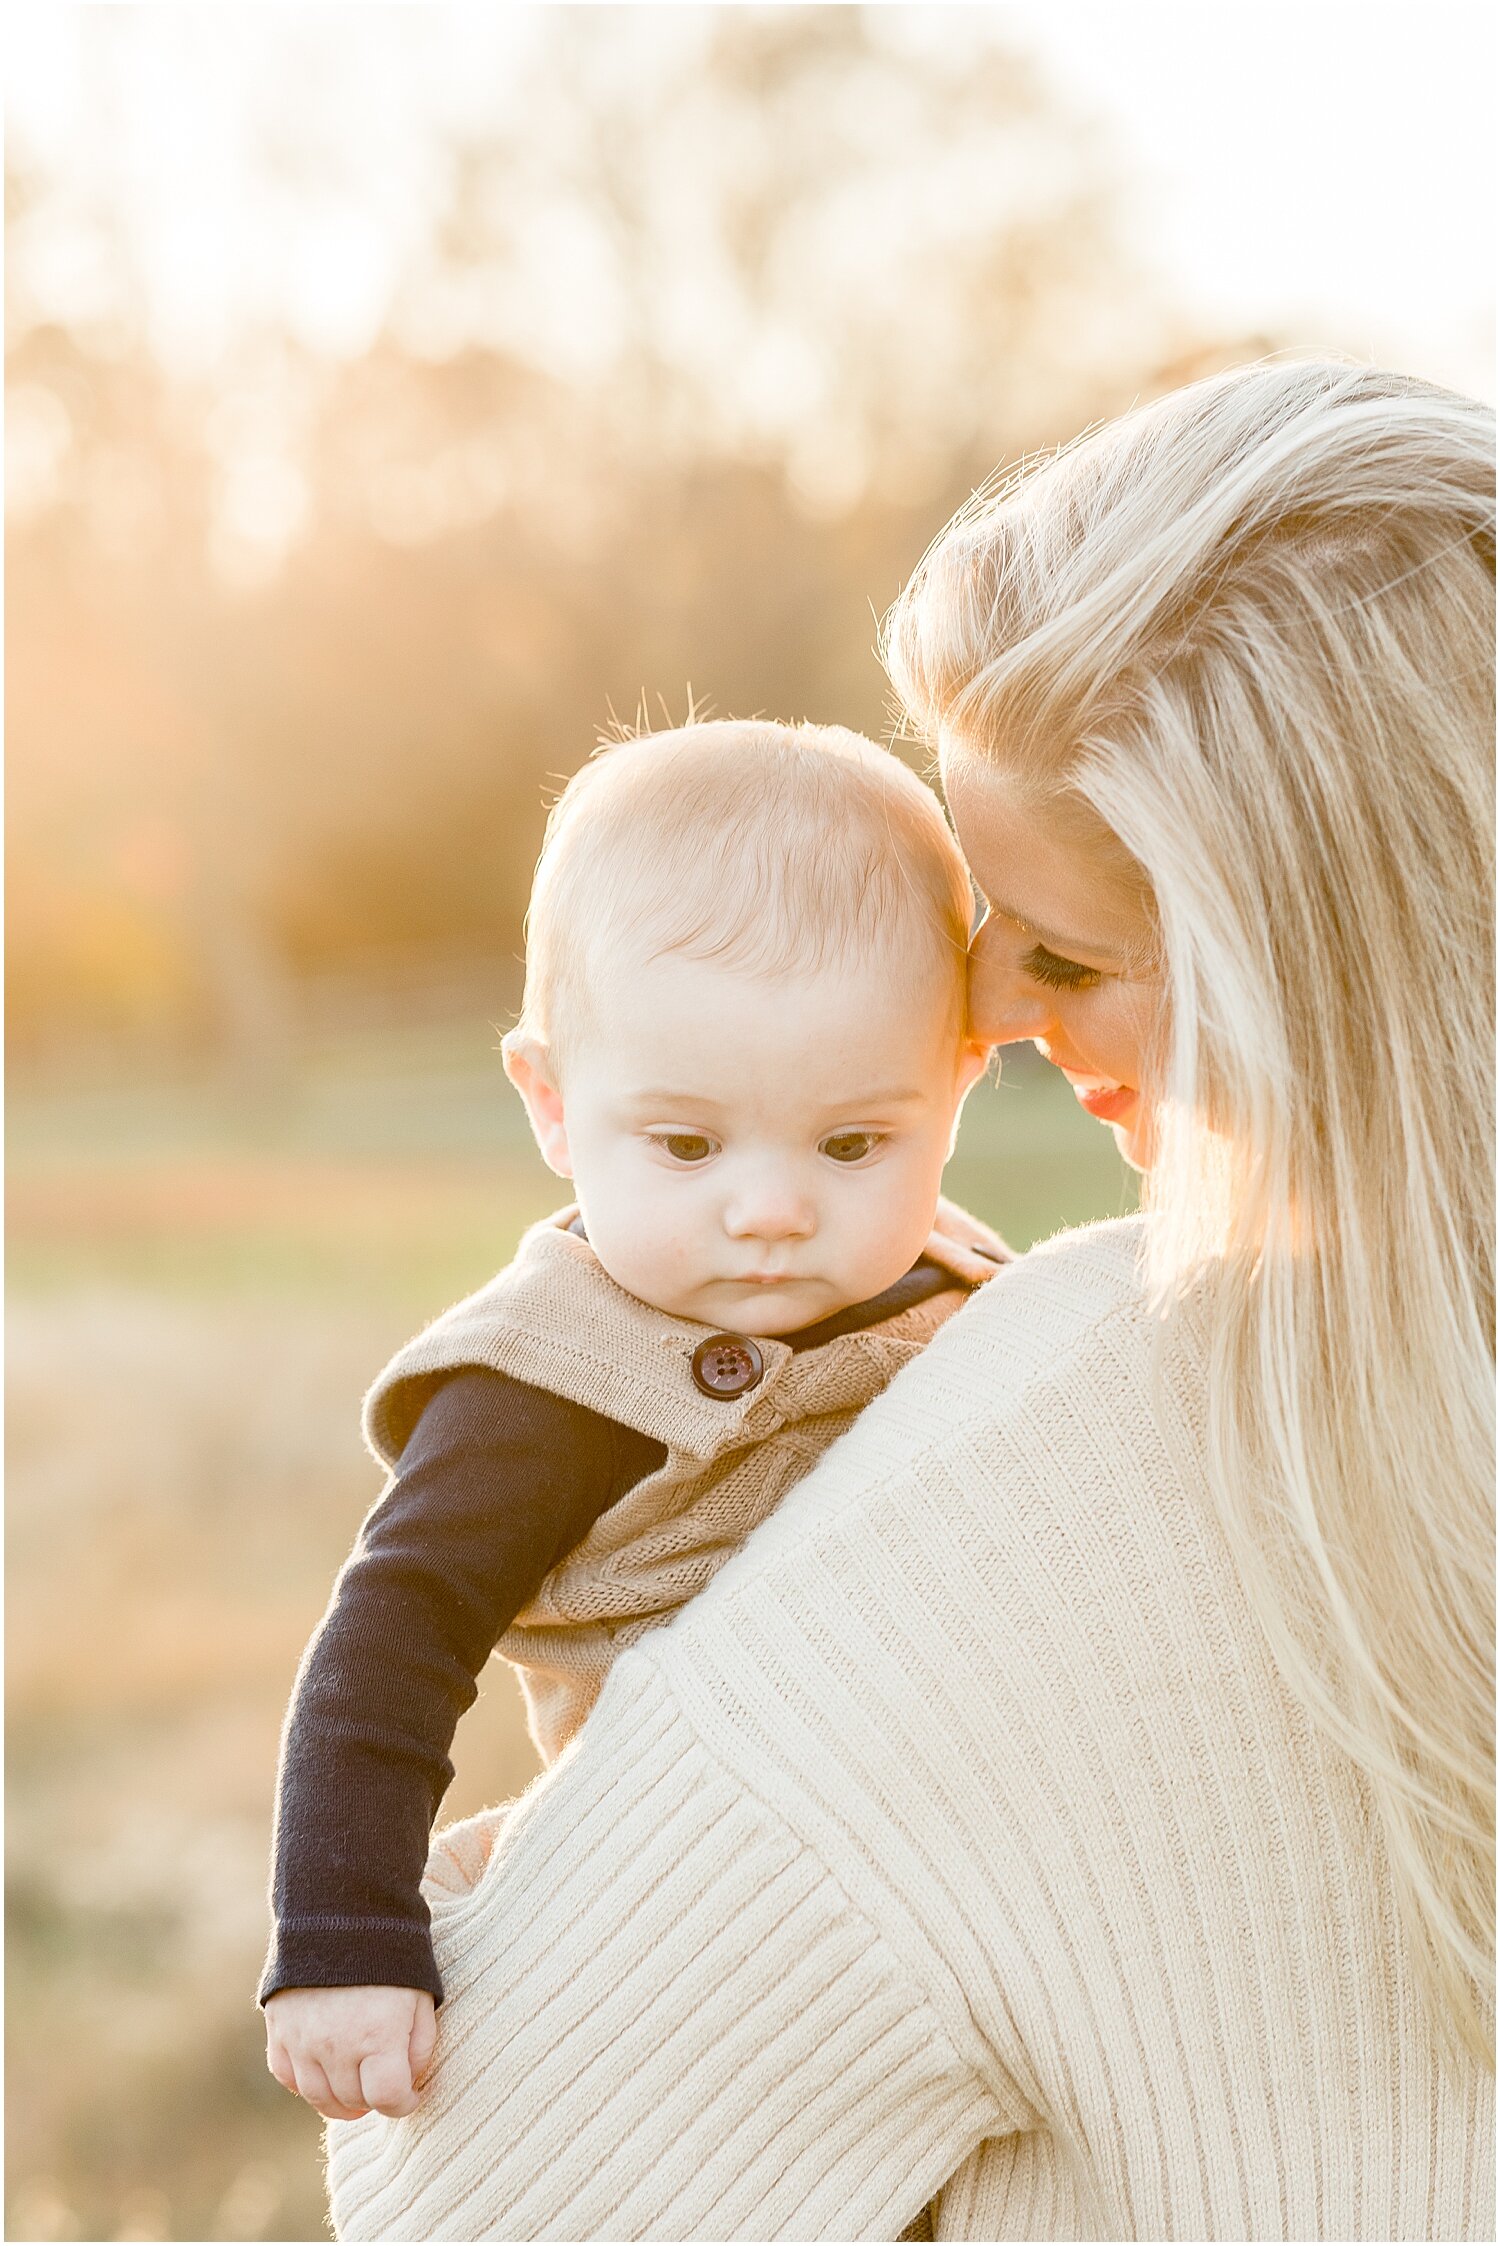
[{"left": 328, "top": 360, "right": 1494, "bottom": 2241}]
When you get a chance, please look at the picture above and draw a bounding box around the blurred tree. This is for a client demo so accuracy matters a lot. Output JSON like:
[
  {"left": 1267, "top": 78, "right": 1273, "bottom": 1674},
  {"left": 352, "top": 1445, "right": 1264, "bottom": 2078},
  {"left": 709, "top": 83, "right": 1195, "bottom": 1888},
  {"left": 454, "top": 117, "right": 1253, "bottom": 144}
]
[{"left": 5, "top": 6, "right": 1231, "bottom": 1074}]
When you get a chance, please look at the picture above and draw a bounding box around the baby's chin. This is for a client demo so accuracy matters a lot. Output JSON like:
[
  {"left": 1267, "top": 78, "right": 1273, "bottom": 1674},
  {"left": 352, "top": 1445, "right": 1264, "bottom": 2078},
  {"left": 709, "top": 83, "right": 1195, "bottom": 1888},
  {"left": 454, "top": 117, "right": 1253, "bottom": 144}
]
[
  {"left": 591, "top": 1252, "right": 838, "bottom": 1335},
  {"left": 697, "top": 1282, "right": 836, "bottom": 1336},
  {"left": 700, "top": 1267, "right": 914, "bottom": 1337}
]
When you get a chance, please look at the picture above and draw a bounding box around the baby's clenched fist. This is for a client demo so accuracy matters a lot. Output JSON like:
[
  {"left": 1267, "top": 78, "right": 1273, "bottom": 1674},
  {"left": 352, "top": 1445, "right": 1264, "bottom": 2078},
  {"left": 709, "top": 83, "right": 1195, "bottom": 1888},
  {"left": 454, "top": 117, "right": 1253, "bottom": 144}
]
[{"left": 265, "top": 1984, "right": 437, "bottom": 2121}]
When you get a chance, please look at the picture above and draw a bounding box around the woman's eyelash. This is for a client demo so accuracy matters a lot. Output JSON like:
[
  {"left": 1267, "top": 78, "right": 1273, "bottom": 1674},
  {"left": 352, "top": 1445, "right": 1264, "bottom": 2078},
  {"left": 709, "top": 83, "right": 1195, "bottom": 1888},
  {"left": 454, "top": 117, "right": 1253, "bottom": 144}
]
[{"left": 1023, "top": 944, "right": 1102, "bottom": 992}]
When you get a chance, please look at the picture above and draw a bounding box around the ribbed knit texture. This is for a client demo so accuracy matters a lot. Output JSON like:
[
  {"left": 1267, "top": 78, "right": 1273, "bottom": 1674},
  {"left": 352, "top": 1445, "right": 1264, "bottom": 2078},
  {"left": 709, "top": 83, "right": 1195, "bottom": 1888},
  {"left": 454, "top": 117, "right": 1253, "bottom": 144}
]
[
  {"left": 328, "top": 1218, "right": 1494, "bottom": 2242},
  {"left": 362, "top": 1198, "right": 1008, "bottom": 1762}
]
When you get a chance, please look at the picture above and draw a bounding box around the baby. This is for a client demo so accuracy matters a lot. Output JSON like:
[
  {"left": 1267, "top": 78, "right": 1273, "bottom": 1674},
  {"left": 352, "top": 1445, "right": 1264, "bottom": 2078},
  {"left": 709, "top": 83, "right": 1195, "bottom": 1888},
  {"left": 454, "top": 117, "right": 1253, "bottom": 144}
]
[{"left": 261, "top": 719, "right": 1007, "bottom": 2124}]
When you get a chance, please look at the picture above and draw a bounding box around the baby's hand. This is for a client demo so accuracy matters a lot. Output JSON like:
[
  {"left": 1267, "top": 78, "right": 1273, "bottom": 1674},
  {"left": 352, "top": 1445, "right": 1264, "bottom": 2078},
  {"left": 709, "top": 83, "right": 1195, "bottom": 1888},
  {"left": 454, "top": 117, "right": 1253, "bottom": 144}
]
[{"left": 265, "top": 1984, "right": 437, "bottom": 2121}]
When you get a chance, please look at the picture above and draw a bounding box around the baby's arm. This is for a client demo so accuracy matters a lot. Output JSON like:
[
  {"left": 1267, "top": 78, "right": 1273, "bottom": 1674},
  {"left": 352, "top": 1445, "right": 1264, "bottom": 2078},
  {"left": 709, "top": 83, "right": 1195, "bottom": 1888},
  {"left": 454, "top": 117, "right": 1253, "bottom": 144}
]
[{"left": 260, "top": 1368, "right": 664, "bottom": 2118}]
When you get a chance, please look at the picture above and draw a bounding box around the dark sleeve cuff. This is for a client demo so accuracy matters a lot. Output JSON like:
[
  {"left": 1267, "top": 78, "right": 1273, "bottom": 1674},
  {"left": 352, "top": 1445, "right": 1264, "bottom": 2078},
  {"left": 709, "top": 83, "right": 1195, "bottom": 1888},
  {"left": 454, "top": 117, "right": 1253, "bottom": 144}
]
[{"left": 258, "top": 1915, "right": 445, "bottom": 2008}]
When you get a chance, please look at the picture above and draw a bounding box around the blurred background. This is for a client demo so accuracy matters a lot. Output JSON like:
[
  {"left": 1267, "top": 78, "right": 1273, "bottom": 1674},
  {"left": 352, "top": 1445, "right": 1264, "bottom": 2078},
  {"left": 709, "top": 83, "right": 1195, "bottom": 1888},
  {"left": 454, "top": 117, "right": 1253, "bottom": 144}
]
[{"left": 5, "top": 5, "right": 1493, "bottom": 2238}]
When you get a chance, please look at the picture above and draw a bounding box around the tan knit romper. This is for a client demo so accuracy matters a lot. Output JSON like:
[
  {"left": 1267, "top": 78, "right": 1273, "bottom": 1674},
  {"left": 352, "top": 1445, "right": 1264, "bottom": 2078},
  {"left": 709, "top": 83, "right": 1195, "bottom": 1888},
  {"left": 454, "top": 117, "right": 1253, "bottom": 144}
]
[{"left": 363, "top": 1197, "right": 1009, "bottom": 1769}]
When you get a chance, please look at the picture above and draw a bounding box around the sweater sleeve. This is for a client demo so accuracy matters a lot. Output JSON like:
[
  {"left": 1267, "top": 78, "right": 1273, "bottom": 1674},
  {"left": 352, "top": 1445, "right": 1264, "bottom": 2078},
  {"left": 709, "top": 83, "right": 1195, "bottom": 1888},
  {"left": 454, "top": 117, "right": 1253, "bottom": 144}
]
[
  {"left": 322, "top": 1219, "right": 1492, "bottom": 2246},
  {"left": 323, "top": 1236, "right": 1158, "bottom": 2243},
  {"left": 259, "top": 1369, "right": 665, "bottom": 2005},
  {"left": 327, "top": 1661, "right": 1017, "bottom": 2243}
]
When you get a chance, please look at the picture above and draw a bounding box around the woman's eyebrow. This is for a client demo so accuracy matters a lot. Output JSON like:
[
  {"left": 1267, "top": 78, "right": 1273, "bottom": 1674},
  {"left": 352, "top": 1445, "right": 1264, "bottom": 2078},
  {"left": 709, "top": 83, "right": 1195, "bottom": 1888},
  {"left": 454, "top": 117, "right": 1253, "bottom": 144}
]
[{"left": 987, "top": 899, "right": 1123, "bottom": 961}]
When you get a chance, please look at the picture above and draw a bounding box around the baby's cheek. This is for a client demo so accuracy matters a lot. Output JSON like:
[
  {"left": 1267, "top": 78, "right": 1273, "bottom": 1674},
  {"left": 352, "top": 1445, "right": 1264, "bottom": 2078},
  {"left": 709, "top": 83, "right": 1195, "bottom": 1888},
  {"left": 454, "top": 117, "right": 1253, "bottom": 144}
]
[
  {"left": 846, "top": 1161, "right": 935, "bottom": 1286},
  {"left": 633, "top": 1190, "right": 708, "bottom": 1288}
]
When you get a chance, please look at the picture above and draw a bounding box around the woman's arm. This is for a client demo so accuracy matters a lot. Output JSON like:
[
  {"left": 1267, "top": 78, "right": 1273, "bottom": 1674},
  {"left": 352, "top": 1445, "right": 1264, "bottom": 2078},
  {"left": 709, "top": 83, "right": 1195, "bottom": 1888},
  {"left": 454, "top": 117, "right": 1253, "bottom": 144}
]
[
  {"left": 327, "top": 1653, "right": 1018, "bottom": 2242},
  {"left": 328, "top": 1232, "right": 1152, "bottom": 2240}
]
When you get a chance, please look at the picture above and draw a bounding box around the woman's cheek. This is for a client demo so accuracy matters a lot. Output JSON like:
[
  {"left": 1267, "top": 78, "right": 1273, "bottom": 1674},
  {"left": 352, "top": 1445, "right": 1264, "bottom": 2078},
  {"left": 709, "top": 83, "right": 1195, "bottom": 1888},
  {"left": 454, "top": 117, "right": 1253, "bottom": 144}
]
[{"left": 1084, "top": 981, "right": 1160, "bottom": 1094}]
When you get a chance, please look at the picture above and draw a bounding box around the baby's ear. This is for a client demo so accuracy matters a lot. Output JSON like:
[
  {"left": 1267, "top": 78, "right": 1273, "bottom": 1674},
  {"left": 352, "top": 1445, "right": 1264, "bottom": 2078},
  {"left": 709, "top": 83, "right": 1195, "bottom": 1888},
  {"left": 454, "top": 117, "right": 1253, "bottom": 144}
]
[{"left": 502, "top": 1034, "right": 573, "bottom": 1179}]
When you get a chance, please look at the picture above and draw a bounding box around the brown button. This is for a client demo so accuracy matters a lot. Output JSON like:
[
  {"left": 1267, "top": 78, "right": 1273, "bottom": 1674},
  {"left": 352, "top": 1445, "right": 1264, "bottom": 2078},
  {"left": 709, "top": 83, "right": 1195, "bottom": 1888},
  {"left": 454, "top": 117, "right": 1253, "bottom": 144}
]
[{"left": 690, "top": 1334, "right": 765, "bottom": 1399}]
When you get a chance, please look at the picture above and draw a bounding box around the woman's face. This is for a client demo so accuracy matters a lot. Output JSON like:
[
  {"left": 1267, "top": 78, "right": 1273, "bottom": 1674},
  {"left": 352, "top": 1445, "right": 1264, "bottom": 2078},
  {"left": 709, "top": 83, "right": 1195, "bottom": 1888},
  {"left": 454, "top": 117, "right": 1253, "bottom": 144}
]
[{"left": 942, "top": 742, "right": 1167, "bottom": 1173}]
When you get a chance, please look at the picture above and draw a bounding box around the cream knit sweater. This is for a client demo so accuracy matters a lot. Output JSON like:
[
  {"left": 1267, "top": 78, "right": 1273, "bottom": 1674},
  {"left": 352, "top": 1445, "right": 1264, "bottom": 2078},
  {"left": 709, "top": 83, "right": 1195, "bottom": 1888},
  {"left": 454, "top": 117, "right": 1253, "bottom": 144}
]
[{"left": 327, "top": 1218, "right": 1494, "bottom": 2242}]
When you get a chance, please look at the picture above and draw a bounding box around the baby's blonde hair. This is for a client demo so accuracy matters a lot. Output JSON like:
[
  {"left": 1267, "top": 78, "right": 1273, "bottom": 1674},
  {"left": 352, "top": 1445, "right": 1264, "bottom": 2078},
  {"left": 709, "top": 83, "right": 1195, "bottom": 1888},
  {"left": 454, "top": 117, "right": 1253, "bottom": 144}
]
[
  {"left": 514, "top": 719, "right": 973, "bottom": 1069},
  {"left": 886, "top": 356, "right": 1496, "bottom": 2062}
]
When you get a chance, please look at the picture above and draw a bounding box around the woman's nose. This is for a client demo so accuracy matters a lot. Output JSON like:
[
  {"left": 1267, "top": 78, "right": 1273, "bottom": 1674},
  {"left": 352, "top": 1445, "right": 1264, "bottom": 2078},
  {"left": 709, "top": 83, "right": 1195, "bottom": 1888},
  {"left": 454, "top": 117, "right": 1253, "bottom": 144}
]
[{"left": 967, "top": 916, "right": 1054, "bottom": 1045}]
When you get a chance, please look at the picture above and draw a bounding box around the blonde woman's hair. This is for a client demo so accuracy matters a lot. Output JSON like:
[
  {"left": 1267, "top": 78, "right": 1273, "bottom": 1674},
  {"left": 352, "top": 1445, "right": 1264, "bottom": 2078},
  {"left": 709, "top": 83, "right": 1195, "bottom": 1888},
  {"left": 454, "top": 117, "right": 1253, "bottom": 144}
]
[
  {"left": 885, "top": 357, "right": 1496, "bottom": 2061},
  {"left": 513, "top": 718, "right": 973, "bottom": 1067}
]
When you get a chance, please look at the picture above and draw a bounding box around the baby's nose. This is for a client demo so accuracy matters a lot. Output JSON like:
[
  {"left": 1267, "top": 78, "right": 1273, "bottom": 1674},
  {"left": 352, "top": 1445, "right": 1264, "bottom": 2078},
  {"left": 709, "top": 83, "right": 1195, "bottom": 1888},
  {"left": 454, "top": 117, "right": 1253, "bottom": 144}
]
[{"left": 722, "top": 1174, "right": 817, "bottom": 1242}]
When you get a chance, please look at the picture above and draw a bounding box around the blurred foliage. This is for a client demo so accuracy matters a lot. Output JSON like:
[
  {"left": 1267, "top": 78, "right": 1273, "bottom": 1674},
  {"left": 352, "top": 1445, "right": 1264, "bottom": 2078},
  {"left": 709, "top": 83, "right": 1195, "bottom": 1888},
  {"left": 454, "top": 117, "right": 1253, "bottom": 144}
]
[
  {"left": 8, "top": 11, "right": 1181, "bottom": 2235},
  {"left": 6, "top": 5, "right": 1244, "bottom": 1075}
]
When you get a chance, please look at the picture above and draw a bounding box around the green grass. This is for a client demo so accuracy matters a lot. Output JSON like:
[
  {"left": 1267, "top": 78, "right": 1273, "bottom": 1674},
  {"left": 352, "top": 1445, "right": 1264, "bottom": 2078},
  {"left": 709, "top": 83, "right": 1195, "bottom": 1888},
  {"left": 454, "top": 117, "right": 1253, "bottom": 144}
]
[{"left": 7, "top": 1031, "right": 1133, "bottom": 1302}]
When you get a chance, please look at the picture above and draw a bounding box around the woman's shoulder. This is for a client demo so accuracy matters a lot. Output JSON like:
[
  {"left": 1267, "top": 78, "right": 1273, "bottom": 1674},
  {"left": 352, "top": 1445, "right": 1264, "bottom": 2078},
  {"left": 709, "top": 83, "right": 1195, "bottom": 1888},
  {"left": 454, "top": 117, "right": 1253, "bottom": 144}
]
[
  {"left": 962, "top": 1210, "right": 1153, "bottom": 1335},
  {"left": 672, "top": 1215, "right": 1195, "bottom": 1604},
  {"left": 901, "top": 1211, "right": 1174, "bottom": 1416}
]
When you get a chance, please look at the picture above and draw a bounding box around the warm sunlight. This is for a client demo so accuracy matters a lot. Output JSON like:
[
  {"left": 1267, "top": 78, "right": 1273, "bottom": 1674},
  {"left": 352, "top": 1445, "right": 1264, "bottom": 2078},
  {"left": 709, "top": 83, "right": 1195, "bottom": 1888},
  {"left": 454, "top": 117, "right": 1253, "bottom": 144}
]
[{"left": 7, "top": 10, "right": 1493, "bottom": 2241}]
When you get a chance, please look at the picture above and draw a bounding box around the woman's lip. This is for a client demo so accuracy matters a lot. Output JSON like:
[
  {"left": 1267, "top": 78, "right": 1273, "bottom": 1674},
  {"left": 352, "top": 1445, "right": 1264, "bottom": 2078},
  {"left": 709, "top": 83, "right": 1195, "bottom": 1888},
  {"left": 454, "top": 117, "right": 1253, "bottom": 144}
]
[{"left": 1069, "top": 1081, "right": 1137, "bottom": 1123}]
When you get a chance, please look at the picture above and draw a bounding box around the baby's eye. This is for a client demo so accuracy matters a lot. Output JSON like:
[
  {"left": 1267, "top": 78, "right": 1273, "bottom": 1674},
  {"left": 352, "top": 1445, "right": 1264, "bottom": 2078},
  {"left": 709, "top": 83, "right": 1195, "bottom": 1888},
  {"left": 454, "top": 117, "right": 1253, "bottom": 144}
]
[
  {"left": 1022, "top": 943, "right": 1102, "bottom": 993},
  {"left": 820, "top": 1131, "right": 883, "bottom": 1165},
  {"left": 653, "top": 1132, "right": 719, "bottom": 1164}
]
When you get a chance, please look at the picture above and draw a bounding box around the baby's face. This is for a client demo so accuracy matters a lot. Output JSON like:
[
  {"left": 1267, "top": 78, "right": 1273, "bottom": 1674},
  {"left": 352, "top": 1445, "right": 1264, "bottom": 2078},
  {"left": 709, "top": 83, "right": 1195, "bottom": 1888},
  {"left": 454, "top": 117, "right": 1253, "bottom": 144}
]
[{"left": 514, "top": 947, "right": 982, "bottom": 1335}]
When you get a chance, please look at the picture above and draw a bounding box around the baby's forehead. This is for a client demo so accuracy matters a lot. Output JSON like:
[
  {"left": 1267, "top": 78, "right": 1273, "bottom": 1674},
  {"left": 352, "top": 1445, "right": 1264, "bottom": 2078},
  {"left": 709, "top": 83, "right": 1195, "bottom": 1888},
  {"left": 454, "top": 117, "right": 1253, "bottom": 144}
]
[
  {"left": 569, "top": 941, "right": 964, "bottom": 1103},
  {"left": 598, "top": 924, "right": 961, "bottom": 1010}
]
